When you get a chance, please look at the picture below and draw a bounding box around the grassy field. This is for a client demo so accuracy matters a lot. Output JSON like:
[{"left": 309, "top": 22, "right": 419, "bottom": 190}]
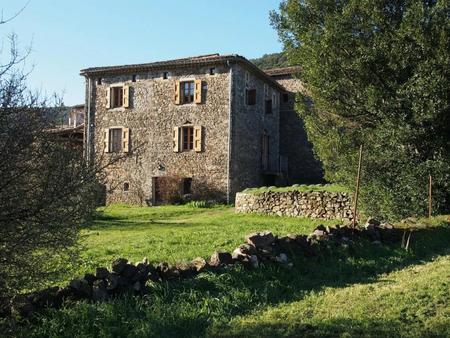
[{"left": 4, "top": 205, "right": 450, "bottom": 337}]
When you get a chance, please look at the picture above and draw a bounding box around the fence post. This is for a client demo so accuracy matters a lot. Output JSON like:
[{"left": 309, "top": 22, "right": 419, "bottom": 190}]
[
  {"left": 428, "top": 175, "right": 432, "bottom": 219},
  {"left": 352, "top": 145, "right": 363, "bottom": 228}
]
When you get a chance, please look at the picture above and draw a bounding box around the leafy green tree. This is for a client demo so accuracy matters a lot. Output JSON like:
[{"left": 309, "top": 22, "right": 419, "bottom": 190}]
[{"left": 271, "top": 0, "right": 450, "bottom": 220}]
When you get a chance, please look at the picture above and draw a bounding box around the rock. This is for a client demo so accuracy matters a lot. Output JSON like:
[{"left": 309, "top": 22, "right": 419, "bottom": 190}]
[
  {"left": 69, "top": 278, "right": 91, "bottom": 298},
  {"left": 380, "top": 222, "right": 394, "bottom": 230},
  {"left": 275, "top": 253, "right": 289, "bottom": 264},
  {"left": 11, "top": 295, "right": 35, "bottom": 317},
  {"left": 250, "top": 255, "right": 259, "bottom": 268},
  {"left": 191, "top": 257, "right": 208, "bottom": 272},
  {"left": 175, "top": 262, "right": 196, "bottom": 278},
  {"left": 209, "top": 251, "right": 233, "bottom": 267},
  {"left": 111, "top": 258, "right": 128, "bottom": 274},
  {"left": 132, "top": 281, "right": 143, "bottom": 293},
  {"left": 121, "top": 264, "right": 139, "bottom": 279},
  {"left": 92, "top": 280, "right": 109, "bottom": 301},
  {"left": 105, "top": 273, "right": 120, "bottom": 291},
  {"left": 84, "top": 273, "right": 96, "bottom": 285},
  {"left": 245, "top": 231, "right": 275, "bottom": 248},
  {"left": 314, "top": 224, "right": 327, "bottom": 233},
  {"left": 95, "top": 267, "right": 109, "bottom": 279},
  {"left": 365, "top": 218, "right": 381, "bottom": 228},
  {"left": 29, "top": 286, "right": 61, "bottom": 308}
]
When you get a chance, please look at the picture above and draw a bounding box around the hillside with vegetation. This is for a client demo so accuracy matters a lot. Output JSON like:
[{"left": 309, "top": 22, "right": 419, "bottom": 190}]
[{"left": 251, "top": 52, "right": 289, "bottom": 69}]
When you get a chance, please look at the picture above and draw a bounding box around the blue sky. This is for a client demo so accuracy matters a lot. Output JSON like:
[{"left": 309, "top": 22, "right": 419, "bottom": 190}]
[{"left": 1, "top": 0, "right": 283, "bottom": 105}]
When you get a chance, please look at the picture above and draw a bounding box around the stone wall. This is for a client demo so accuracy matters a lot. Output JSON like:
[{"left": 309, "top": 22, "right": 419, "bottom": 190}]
[
  {"left": 273, "top": 74, "right": 324, "bottom": 183},
  {"left": 88, "top": 65, "right": 232, "bottom": 205},
  {"left": 235, "top": 191, "right": 353, "bottom": 220},
  {"left": 229, "top": 64, "right": 281, "bottom": 198}
]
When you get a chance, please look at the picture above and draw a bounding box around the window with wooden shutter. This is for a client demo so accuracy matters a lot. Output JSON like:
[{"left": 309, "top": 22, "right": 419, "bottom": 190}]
[
  {"left": 173, "top": 127, "right": 180, "bottom": 152},
  {"left": 106, "top": 88, "right": 111, "bottom": 108},
  {"left": 174, "top": 81, "right": 181, "bottom": 105},
  {"left": 194, "top": 126, "right": 202, "bottom": 152},
  {"left": 104, "top": 128, "right": 110, "bottom": 152},
  {"left": 194, "top": 80, "right": 202, "bottom": 104},
  {"left": 123, "top": 85, "right": 130, "bottom": 108},
  {"left": 122, "top": 127, "right": 130, "bottom": 152}
]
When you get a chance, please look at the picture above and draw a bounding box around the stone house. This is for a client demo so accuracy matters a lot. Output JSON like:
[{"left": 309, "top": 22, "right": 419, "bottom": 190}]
[{"left": 81, "top": 54, "right": 322, "bottom": 205}]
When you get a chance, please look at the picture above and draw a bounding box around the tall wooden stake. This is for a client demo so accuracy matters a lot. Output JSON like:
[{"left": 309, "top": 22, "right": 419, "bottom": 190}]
[
  {"left": 428, "top": 175, "right": 432, "bottom": 219},
  {"left": 352, "top": 145, "right": 363, "bottom": 228}
]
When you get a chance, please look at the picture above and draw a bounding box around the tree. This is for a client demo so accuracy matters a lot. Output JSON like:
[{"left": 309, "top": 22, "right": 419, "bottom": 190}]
[
  {"left": 271, "top": 0, "right": 450, "bottom": 220},
  {"left": 251, "top": 52, "right": 290, "bottom": 69},
  {"left": 0, "top": 12, "right": 101, "bottom": 301}
]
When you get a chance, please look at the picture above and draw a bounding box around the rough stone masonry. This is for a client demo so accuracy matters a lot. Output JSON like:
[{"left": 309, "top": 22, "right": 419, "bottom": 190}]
[
  {"left": 80, "top": 54, "right": 323, "bottom": 205},
  {"left": 235, "top": 190, "right": 354, "bottom": 220}
]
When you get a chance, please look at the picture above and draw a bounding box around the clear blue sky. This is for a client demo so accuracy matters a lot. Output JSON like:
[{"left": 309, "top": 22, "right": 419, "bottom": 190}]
[{"left": 1, "top": 0, "right": 283, "bottom": 105}]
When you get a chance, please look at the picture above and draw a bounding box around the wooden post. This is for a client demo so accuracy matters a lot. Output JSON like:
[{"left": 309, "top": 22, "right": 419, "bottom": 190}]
[
  {"left": 428, "top": 175, "right": 432, "bottom": 219},
  {"left": 352, "top": 145, "right": 363, "bottom": 228}
]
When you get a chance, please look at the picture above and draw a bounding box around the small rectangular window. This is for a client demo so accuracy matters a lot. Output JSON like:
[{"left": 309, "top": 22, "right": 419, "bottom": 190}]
[
  {"left": 123, "top": 182, "right": 130, "bottom": 192},
  {"left": 181, "top": 126, "right": 194, "bottom": 151},
  {"left": 163, "top": 72, "right": 169, "bottom": 79},
  {"left": 209, "top": 67, "right": 216, "bottom": 75},
  {"left": 97, "top": 78, "right": 102, "bottom": 85},
  {"left": 183, "top": 178, "right": 192, "bottom": 195},
  {"left": 246, "top": 89, "right": 256, "bottom": 106},
  {"left": 111, "top": 87, "right": 123, "bottom": 108},
  {"left": 181, "top": 81, "right": 195, "bottom": 104},
  {"left": 109, "top": 128, "right": 122, "bottom": 153},
  {"left": 132, "top": 74, "right": 137, "bottom": 82},
  {"left": 265, "top": 100, "right": 273, "bottom": 114},
  {"left": 283, "top": 93, "right": 289, "bottom": 103}
]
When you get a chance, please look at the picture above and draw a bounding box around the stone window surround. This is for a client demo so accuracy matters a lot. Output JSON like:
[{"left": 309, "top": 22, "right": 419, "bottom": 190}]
[
  {"left": 107, "top": 82, "right": 130, "bottom": 110},
  {"left": 105, "top": 125, "right": 130, "bottom": 153}
]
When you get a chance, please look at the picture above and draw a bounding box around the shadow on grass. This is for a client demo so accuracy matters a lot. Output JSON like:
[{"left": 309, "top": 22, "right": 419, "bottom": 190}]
[{"left": 13, "top": 224, "right": 450, "bottom": 338}]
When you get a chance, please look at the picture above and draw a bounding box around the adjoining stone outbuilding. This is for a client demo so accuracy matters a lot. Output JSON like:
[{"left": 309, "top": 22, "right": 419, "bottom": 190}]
[{"left": 81, "top": 54, "right": 322, "bottom": 205}]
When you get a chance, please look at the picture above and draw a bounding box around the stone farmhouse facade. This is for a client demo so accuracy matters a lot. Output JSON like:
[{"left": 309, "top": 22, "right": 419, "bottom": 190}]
[{"left": 81, "top": 54, "right": 322, "bottom": 205}]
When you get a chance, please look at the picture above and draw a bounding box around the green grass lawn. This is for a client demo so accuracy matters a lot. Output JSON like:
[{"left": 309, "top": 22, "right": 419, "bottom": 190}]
[
  {"left": 72, "top": 204, "right": 338, "bottom": 283},
  {"left": 4, "top": 206, "right": 450, "bottom": 338}
]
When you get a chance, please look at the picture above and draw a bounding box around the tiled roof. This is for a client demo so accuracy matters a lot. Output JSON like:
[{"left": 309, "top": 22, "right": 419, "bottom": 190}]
[
  {"left": 80, "top": 54, "right": 285, "bottom": 91},
  {"left": 264, "top": 66, "right": 301, "bottom": 76}
]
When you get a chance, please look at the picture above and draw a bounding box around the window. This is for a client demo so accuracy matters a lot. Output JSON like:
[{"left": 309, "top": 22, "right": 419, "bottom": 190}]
[
  {"left": 109, "top": 128, "right": 122, "bottom": 153},
  {"left": 97, "top": 78, "right": 102, "bottom": 85},
  {"left": 209, "top": 67, "right": 216, "bottom": 75},
  {"left": 123, "top": 182, "right": 130, "bottom": 192},
  {"left": 245, "top": 72, "right": 250, "bottom": 87},
  {"left": 246, "top": 89, "right": 256, "bottom": 105},
  {"left": 132, "top": 74, "right": 137, "bottom": 82},
  {"left": 111, "top": 87, "right": 123, "bottom": 108},
  {"left": 181, "top": 126, "right": 194, "bottom": 151},
  {"left": 183, "top": 178, "right": 192, "bottom": 195},
  {"left": 181, "top": 81, "right": 195, "bottom": 104},
  {"left": 265, "top": 99, "right": 273, "bottom": 114},
  {"left": 163, "top": 72, "right": 169, "bottom": 79},
  {"left": 282, "top": 93, "right": 289, "bottom": 103}
]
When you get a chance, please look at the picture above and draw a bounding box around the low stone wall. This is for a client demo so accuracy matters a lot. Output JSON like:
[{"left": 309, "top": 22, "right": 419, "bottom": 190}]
[{"left": 235, "top": 190, "right": 353, "bottom": 220}]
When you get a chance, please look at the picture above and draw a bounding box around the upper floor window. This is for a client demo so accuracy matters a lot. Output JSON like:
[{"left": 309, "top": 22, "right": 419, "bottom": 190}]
[
  {"left": 132, "top": 74, "right": 137, "bottom": 82},
  {"left": 174, "top": 80, "right": 203, "bottom": 105},
  {"left": 246, "top": 89, "right": 256, "bottom": 106},
  {"left": 173, "top": 125, "right": 203, "bottom": 152},
  {"left": 109, "top": 128, "right": 123, "bottom": 152},
  {"left": 282, "top": 93, "right": 289, "bottom": 103},
  {"left": 97, "top": 78, "right": 102, "bottom": 85},
  {"left": 111, "top": 87, "right": 123, "bottom": 108},
  {"left": 104, "top": 127, "right": 130, "bottom": 153},
  {"left": 182, "top": 126, "right": 194, "bottom": 151},
  {"left": 209, "top": 67, "right": 216, "bottom": 75},
  {"left": 107, "top": 86, "right": 130, "bottom": 109},
  {"left": 181, "top": 81, "right": 195, "bottom": 104},
  {"left": 163, "top": 71, "right": 169, "bottom": 79}
]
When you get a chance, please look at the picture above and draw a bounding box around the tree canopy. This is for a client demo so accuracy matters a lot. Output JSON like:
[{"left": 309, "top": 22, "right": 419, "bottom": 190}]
[
  {"left": 251, "top": 52, "right": 290, "bottom": 69},
  {"left": 271, "top": 0, "right": 450, "bottom": 219}
]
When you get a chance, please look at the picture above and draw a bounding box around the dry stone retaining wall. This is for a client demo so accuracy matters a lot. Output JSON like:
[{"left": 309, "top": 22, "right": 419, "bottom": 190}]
[{"left": 235, "top": 190, "right": 353, "bottom": 220}]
